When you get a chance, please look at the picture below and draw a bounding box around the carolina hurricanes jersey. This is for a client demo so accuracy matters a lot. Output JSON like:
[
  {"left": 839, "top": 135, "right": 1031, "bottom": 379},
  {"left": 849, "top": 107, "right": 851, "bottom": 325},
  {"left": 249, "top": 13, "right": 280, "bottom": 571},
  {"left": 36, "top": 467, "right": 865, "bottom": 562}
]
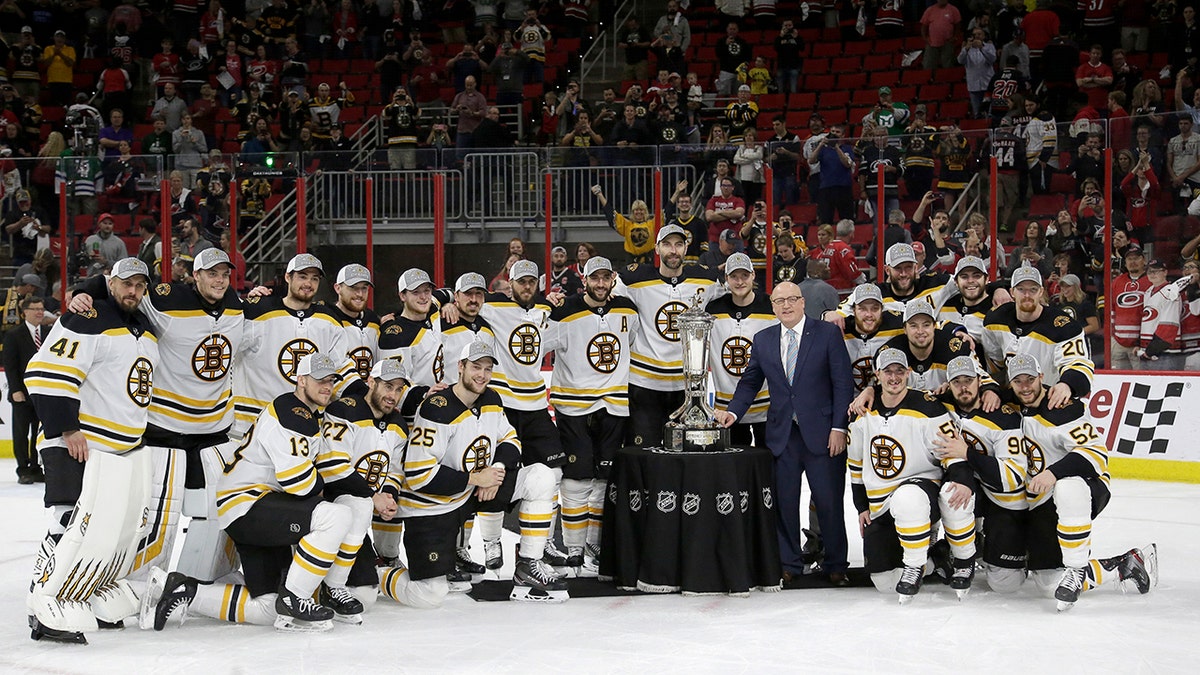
[
  {"left": 233, "top": 297, "right": 358, "bottom": 437},
  {"left": 26, "top": 299, "right": 159, "bottom": 454},
  {"left": 883, "top": 328, "right": 995, "bottom": 392},
  {"left": 546, "top": 295, "right": 641, "bottom": 417},
  {"left": 1182, "top": 297, "right": 1200, "bottom": 353},
  {"left": 328, "top": 304, "right": 381, "bottom": 380},
  {"left": 955, "top": 403, "right": 1027, "bottom": 511},
  {"left": 848, "top": 389, "right": 964, "bottom": 518},
  {"left": 1111, "top": 273, "right": 1152, "bottom": 347},
  {"left": 982, "top": 304, "right": 1094, "bottom": 395},
  {"left": 216, "top": 392, "right": 325, "bottom": 528},
  {"left": 843, "top": 310, "right": 905, "bottom": 392},
  {"left": 1140, "top": 278, "right": 1192, "bottom": 356},
  {"left": 706, "top": 293, "right": 776, "bottom": 423},
  {"left": 379, "top": 310, "right": 444, "bottom": 388},
  {"left": 481, "top": 293, "right": 554, "bottom": 411},
  {"left": 616, "top": 263, "right": 725, "bottom": 391},
  {"left": 1018, "top": 391, "right": 1109, "bottom": 509},
  {"left": 316, "top": 393, "right": 407, "bottom": 496},
  {"left": 398, "top": 387, "right": 521, "bottom": 518},
  {"left": 439, "top": 313, "right": 497, "bottom": 385}
]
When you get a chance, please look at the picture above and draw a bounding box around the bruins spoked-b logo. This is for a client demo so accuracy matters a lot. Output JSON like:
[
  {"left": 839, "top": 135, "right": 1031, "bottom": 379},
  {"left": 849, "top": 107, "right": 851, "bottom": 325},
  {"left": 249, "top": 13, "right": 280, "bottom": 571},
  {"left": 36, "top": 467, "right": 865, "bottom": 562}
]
[
  {"left": 1025, "top": 439, "right": 1045, "bottom": 476},
  {"left": 355, "top": 451, "right": 391, "bottom": 489},
  {"left": 870, "top": 435, "right": 906, "bottom": 479},
  {"left": 349, "top": 347, "right": 373, "bottom": 379},
  {"left": 192, "top": 334, "right": 233, "bottom": 381},
  {"left": 852, "top": 356, "right": 876, "bottom": 391},
  {"left": 778, "top": 264, "right": 797, "bottom": 282},
  {"left": 461, "top": 436, "right": 492, "bottom": 472},
  {"left": 433, "top": 345, "right": 445, "bottom": 383},
  {"left": 722, "top": 336, "right": 753, "bottom": 375},
  {"left": 960, "top": 429, "right": 987, "bottom": 456},
  {"left": 127, "top": 357, "right": 154, "bottom": 407},
  {"left": 587, "top": 332, "right": 621, "bottom": 373},
  {"left": 278, "top": 338, "right": 318, "bottom": 383},
  {"left": 509, "top": 324, "right": 541, "bottom": 365},
  {"left": 655, "top": 301, "right": 688, "bottom": 341}
]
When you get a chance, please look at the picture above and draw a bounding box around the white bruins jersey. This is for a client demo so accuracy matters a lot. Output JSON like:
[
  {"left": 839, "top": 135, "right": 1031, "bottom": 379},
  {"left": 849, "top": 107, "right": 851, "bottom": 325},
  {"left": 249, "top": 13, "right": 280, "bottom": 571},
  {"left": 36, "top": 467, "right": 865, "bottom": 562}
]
[
  {"left": 329, "top": 304, "right": 381, "bottom": 380},
  {"left": 938, "top": 293, "right": 993, "bottom": 343},
  {"left": 398, "top": 387, "right": 521, "bottom": 518},
  {"left": 26, "top": 300, "right": 159, "bottom": 453},
  {"left": 982, "top": 304, "right": 1094, "bottom": 395},
  {"left": 882, "top": 328, "right": 995, "bottom": 393},
  {"left": 836, "top": 275, "right": 956, "bottom": 317},
  {"left": 955, "top": 404, "right": 1027, "bottom": 511},
  {"left": 616, "top": 263, "right": 724, "bottom": 391},
  {"left": 139, "top": 282, "right": 244, "bottom": 438},
  {"left": 317, "top": 394, "right": 407, "bottom": 496},
  {"left": 706, "top": 294, "right": 776, "bottom": 423},
  {"left": 1019, "top": 392, "right": 1109, "bottom": 509},
  {"left": 379, "top": 311, "right": 444, "bottom": 388},
  {"left": 216, "top": 392, "right": 324, "bottom": 528},
  {"left": 439, "top": 314, "right": 497, "bottom": 385},
  {"left": 546, "top": 295, "right": 641, "bottom": 417},
  {"left": 848, "top": 389, "right": 962, "bottom": 518},
  {"left": 843, "top": 310, "right": 905, "bottom": 393},
  {"left": 233, "top": 297, "right": 359, "bottom": 437},
  {"left": 481, "top": 293, "right": 553, "bottom": 411},
  {"left": 308, "top": 93, "right": 353, "bottom": 136}
]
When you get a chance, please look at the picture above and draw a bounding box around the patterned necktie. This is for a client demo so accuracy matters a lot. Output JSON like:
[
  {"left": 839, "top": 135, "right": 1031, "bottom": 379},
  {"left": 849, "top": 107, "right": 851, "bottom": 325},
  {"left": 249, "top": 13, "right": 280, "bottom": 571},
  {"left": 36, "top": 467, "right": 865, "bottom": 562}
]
[
  {"left": 785, "top": 328, "right": 798, "bottom": 384},
  {"left": 33, "top": 326, "right": 41, "bottom": 349}
]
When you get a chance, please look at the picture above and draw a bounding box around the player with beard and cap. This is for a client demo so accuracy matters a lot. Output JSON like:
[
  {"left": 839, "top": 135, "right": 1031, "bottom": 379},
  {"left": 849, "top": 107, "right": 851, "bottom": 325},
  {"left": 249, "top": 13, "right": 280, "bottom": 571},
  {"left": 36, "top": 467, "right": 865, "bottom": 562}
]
[
  {"left": 841, "top": 283, "right": 905, "bottom": 394},
  {"left": 823, "top": 242, "right": 957, "bottom": 329},
  {"left": 615, "top": 223, "right": 724, "bottom": 449},
  {"left": 1003, "top": 354, "right": 1157, "bottom": 611},
  {"left": 982, "top": 265, "right": 1094, "bottom": 407},
  {"left": 329, "top": 264, "right": 382, "bottom": 381},
  {"left": 545, "top": 256, "right": 641, "bottom": 570},
  {"left": 379, "top": 268, "right": 444, "bottom": 388},
  {"left": 937, "top": 255, "right": 1003, "bottom": 343},
  {"left": 540, "top": 245, "right": 583, "bottom": 297}
]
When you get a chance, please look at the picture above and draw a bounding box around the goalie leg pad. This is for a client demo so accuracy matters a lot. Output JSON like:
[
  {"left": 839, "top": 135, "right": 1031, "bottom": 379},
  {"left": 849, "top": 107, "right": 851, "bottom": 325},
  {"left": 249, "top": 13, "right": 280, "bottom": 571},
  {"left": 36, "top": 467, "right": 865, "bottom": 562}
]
[
  {"left": 129, "top": 447, "right": 186, "bottom": 578},
  {"left": 90, "top": 579, "right": 140, "bottom": 624},
  {"left": 175, "top": 444, "right": 241, "bottom": 581}
]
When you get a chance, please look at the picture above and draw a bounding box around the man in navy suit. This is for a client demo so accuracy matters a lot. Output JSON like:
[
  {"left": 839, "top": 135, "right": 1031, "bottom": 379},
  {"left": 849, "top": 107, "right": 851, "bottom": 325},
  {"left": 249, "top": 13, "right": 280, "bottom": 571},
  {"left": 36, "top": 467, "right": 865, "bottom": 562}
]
[{"left": 716, "top": 281, "right": 854, "bottom": 585}]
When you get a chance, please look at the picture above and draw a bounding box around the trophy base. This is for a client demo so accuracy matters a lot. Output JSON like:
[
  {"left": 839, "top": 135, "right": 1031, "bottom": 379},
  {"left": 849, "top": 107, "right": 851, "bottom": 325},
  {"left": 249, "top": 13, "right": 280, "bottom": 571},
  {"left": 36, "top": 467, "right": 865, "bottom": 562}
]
[{"left": 663, "top": 424, "right": 730, "bottom": 453}]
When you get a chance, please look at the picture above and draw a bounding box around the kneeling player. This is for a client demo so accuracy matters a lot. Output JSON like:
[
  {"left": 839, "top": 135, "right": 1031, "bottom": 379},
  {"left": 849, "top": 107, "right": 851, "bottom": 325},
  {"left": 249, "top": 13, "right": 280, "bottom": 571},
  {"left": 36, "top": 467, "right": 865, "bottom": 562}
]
[
  {"left": 848, "top": 349, "right": 977, "bottom": 604},
  {"left": 380, "top": 341, "right": 569, "bottom": 607},
  {"left": 1006, "top": 355, "right": 1157, "bottom": 611},
  {"left": 143, "top": 354, "right": 374, "bottom": 632}
]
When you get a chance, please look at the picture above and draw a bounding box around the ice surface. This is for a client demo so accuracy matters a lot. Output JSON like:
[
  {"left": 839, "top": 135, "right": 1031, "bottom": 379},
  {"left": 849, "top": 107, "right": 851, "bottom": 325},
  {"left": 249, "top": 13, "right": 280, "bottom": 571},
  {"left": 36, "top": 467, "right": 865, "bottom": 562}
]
[{"left": 1, "top": 460, "right": 1195, "bottom": 674}]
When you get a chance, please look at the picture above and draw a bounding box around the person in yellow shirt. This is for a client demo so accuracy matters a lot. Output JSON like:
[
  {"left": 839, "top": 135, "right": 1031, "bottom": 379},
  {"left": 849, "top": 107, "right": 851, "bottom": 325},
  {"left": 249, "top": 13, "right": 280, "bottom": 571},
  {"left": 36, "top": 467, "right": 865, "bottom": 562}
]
[
  {"left": 591, "top": 184, "right": 656, "bottom": 264},
  {"left": 748, "top": 56, "right": 772, "bottom": 95},
  {"left": 40, "top": 30, "right": 76, "bottom": 104}
]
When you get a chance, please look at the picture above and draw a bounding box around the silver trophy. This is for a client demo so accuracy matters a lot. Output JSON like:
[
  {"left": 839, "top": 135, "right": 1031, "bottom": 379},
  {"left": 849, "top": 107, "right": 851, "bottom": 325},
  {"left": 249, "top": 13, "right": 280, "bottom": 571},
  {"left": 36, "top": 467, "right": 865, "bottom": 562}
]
[{"left": 664, "top": 291, "right": 730, "bottom": 452}]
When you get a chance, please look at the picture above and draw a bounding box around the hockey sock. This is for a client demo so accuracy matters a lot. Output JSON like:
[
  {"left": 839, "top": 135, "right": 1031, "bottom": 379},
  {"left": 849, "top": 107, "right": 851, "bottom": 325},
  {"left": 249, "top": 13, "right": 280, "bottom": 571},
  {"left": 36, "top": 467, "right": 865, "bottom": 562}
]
[
  {"left": 322, "top": 495, "right": 373, "bottom": 589},
  {"left": 378, "top": 566, "right": 448, "bottom": 609},
  {"left": 586, "top": 479, "right": 606, "bottom": 550},
  {"left": 285, "top": 502, "right": 351, "bottom": 599},
  {"left": 459, "top": 516, "right": 474, "bottom": 548},
  {"left": 518, "top": 500, "right": 555, "bottom": 558},
  {"left": 191, "top": 583, "right": 275, "bottom": 625},
  {"left": 1082, "top": 556, "right": 1121, "bottom": 592},
  {"left": 560, "top": 478, "right": 591, "bottom": 550},
  {"left": 1053, "top": 478, "right": 1093, "bottom": 568},
  {"left": 890, "top": 483, "right": 933, "bottom": 569},
  {"left": 476, "top": 511, "right": 504, "bottom": 543},
  {"left": 371, "top": 516, "right": 403, "bottom": 559},
  {"left": 939, "top": 483, "right": 977, "bottom": 560}
]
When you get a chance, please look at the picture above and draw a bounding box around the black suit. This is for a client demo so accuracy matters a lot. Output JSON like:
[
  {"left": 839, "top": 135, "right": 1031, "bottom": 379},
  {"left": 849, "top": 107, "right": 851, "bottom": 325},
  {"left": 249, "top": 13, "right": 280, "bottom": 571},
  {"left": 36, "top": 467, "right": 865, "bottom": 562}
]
[{"left": 4, "top": 323, "right": 42, "bottom": 477}]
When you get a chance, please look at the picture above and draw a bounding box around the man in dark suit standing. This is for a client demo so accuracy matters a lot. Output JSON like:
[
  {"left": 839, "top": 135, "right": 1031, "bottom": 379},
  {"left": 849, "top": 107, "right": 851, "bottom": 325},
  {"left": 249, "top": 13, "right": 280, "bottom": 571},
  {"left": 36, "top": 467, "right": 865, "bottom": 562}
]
[
  {"left": 716, "top": 281, "right": 854, "bottom": 585},
  {"left": 4, "top": 296, "right": 46, "bottom": 484}
]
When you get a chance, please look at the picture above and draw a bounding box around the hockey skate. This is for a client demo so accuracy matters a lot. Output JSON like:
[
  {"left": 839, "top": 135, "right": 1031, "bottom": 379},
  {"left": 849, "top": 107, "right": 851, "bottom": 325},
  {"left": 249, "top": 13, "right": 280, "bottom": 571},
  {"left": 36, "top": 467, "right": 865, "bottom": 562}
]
[
  {"left": 319, "top": 583, "right": 364, "bottom": 624},
  {"left": 30, "top": 614, "right": 88, "bottom": 645},
  {"left": 1055, "top": 566, "right": 1086, "bottom": 611},
  {"left": 543, "top": 541, "right": 571, "bottom": 567},
  {"left": 445, "top": 569, "right": 474, "bottom": 593},
  {"left": 896, "top": 565, "right": 924, "bottom": 604},
  {"left": 1119, "top": 544, "right": 1159, "bottom": 594},
  {"left": 274, "top": 586, "right": 334, "bottom": 632},
  {"left": 483, "top": 538, "right": 504, "bottom": 570},
  {"left": 801, "top": 528, "right": 824, "bottom": 569},
  {"left": 566, "top": 546, "right": 585, "bottom": 568},
  {"left": 139, "top": 568, "right": 198, "bottom": 631},
  {"left": 456, "top": 547, "right": 486, "bottom": 575},
  {"left": 28, "top": 597, "right": 93, "bottom": 644},
  {"left": 950, "top": 559, "right": 976, "bottom": 599},
  {"left": 511, "top": 557, "right": 569, "bottom": 603}
]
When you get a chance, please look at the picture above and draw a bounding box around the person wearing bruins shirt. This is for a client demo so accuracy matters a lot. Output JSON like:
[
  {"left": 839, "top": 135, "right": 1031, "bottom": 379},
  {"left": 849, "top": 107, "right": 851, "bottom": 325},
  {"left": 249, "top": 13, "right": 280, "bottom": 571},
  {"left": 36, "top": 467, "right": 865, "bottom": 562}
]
[
  {"left": 147, "top": 353, "right": 374, "bottom": 633},
  {"left": 379, "top": 268, "right": 444, "bottom": 389},
  {"left": 708, "top": 253, "right": 775, "bottom": 448},
  {"left": 592, "top": 184, "right": 656, "bottom": 265},
  {"left": 937, "top": 255, "right": 1002, "bottom": 344},
  {"left": 329, "top": 264, "right": 381, "bottom": 381},
  {"left": 616, "top": 224, "right": 724, "bottom": 448},
  {"left": 1005, "top": 354, "right": 1156, "bottom": 610},
  {"left": 26, "top": 258, "right": 159, "bottom": 643},
  {"left": 934, "top": 356, "right": 1026, "bottom": 596},
  {"left": 666, "top": 180, "right": 707, "bottom": 264},
  {"left": 881, "top": 299, "right": 999, "bottom": 399},
  {"left": 308, "top": 81, "right": 354, "bottom": 140},
  {"left": 847, "top": 348, "right": 977, "bottom": 603},
  {"left": 841, "top": 283, "right": 905, "bottom": 394},
  {"left": 233, "top": 253, "right": 361, "bottom": 439},
  {"left": 772, "top": 232, "right": 806, "bottom": 286},
  {"left": 982, "top": 265, "right": 1094, "bottom": 406},
  {"left": 545, "top": 257, "right": 641, "bottom": 570},
  {"left": 382, "top": 87, "right": 421, "bottom": 170}
]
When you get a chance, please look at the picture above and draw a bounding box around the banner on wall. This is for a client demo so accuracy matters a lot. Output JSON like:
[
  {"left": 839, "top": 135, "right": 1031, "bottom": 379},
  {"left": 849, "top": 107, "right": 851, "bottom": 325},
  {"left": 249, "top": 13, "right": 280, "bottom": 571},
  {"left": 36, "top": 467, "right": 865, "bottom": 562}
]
[{"left": 1087, "top": 373, "right": 1197, "bottom": 463}]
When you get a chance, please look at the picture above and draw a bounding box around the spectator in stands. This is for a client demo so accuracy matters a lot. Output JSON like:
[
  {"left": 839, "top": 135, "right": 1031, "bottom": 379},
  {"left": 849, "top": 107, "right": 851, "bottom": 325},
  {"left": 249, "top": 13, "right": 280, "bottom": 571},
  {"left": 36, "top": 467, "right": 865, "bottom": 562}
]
[
  {"left": 180, "top": 39, "right": 212, "bottom": 104},
  {"left": 408, "top": 46, "right": 444, "bottom": 105},
  {"left": 1169, "top": 4, "right": 1200, "bottom": 73},
  {"left": 246, "top": 44, "right": 278, "bottom": 97},
  {"left": 773, "top": 232, "right": 804, "bottom": 284},
  {"left": 655, "top": 1, "right": 691, "bottom": 52},
  {"left": 1176, "top": 70, "right": 1200, "bottom": 126},
  {"left": 3, "top": 190, "right": 49, "bottom": 268},
  {"left": 152, "top": 82, "right": 188, "bottom": 132},
  {"left": 935, "top": 124, "right": 974, "bottom": 218},
  {"left": 799, "top": 259, "right": 840, "bottom": 319},
  {"left": 1007, "top": 220, "right": 1053, "bottom": 278},
  {"left": 570, "top": 242, "right": 596, "bottom": 277},
  {"left": 1167, "top": 116, "right": 1200, "bottom": 210},
  {"left": 278, "top": 36, "right": 309, "bottom": 97},
  {"left": 1048, "top": 209, "right": 1090, "bottom": 276},
  {"left": 1123, "top": 151, "right": 1161, "bottom": 246},
  {"left": 382, "top": 87, "right": 420, "bottom": 170},
  {"left": 959, "top": 28, "right": 997, "bottom": 119},
  {"left": 652, "top": 103, "right": 687, "bottom": 164},
  {"left": 859, "top": 127, "right": 904, "bottom": 218},
  {"left": 812, "top": 220, "right": 866, "bottom": 292},
  {"left": 1132, "top": 124, "right": 1166, "bottom": 179},
  {"left": 1075, "top": 44, "right": 1114, "bottom": 113},
  {"left": 474, "top": 106, "right": 514, "bottom": 149},
  {"left": 867, "top": 87, "right": 911, "bottom": 144},
  {"left": 1130, "top": 79, "right": 1167, "bottom": 144},
  {"left": 699, "top": 228, "right": 742, "bottom": 272},
  {"left": 999, "top": 28, "right": 1030, "bottom": 79},
  {"left": 83, "top": 213, "right": 129, "bottom": 265},
  {"left": 278, "top": 90, "right": 309, "bottom": 146},
  {"left": 801, "top": 113, "right": 827, "bottom": 203},
  {"left": 1053, "top": 272, "right": 1100, "bottom": 335},
  {"left": 308, "top": 81, "right": 354, "bottom": 140},
  {"left": 448, "top": 43, "right": 488, "bottom": 94},
  {"left": 715, "top": 23, "right": 751, "bottom": 97},
  {"left": 920, "top": 0, "right": 961, "bottom": 70},
  {"left": 177, "top": 216, "right": 214, "bottom": 258},
  {"left": 200, "top": 1, "right": 229, "bottom": 49},
  {"left": 166, "top": 169, "right": 199, "bottom": 222},
  {"left": 1021, "top": 0, "right": 1060, "bottom": 78},
  {"left": 98, "top": 107, "right": 137, "bottom": 167},
  {"left": 142, "top": 117, "right": 173, "bottom": 167},
  {"left": 135, "top": 216, "right": 163, "bottom": 280},
  {"left": 518, "top": 8, "right": 551, "bottom": 84},
  {"left": 1070, "top": 177, "right": 1107, "bottom": 241},
  {"left": 1108, "top": 91, "right": 1132, "bottom": 153},
  {"left": 556, "top": 80, "right": 591, "bottom": 135},
  {"left": 9, "top": 27, "right": 40, "bottom": 100},
  {"left": 705, "top": 177, "right": 747, "bottom": 242},
  {"left": 773, "top": 18, "right": 802, "bottom": 94},
  {"left": 39, "top": 29, "right": 74, "bottom": 104},
  {"left": 241, "top": 116, "right": 280, "bottom": 165},
  {"left": 815, "top": 124, "right": 855, "bottom": 226},
  {"left": 592, "top": 186, "right": 655, "bottom": 264},
  {"left": 232, "top": 84, "right": 276, "bottom": 141},
  {"left": 375, "top": 29, "right": 404, "bottom": 102},
  {"left": 725, "top": 85, "right": 759, "bottom": 145},
  {"left": 173, "top": 112, "right": 208, "bottom": 188},
  {"left": 734, "top": 131, "right": 766, "bottom": 208},
  {"left": 490, "top": 43, "right": 527, "bottom": 110},
  {"left": 302, "top": 0, "right": 332, "bottom": 58},
  {"left": 768, "top": 115, "right": 802, "bottom": 207},
  {"left": 1068, "top": 132, "right": 1105, "bottom": 192},
  {"left": 332, "top": 0, "right": 361, "bottom": 57},
  {"left": 1111, "top": 49, "right": 1141, "bottom": 101},
  {"left": 607, "top": 103, "right": 651, "bottom": 166},
  {"left": 701, "top": 156, "right": 742, "bottom": 199},
  {"left": 192, "top": 83, "right": 220, "bottom": 148},
  {"left": 716, "top": 0, "right": 746, "bottom": 30},
  {"left": 617, "top": 16, "right": 651, "bottom": 81},
  {"left": 153, "top": 37, "right": 182, "bottom": 99},
  {"left": 260, "top": 0, "right": 299, "bottom": 56},
  {"left": 96, "top": 57, "right": 133, "bottom": 121}
]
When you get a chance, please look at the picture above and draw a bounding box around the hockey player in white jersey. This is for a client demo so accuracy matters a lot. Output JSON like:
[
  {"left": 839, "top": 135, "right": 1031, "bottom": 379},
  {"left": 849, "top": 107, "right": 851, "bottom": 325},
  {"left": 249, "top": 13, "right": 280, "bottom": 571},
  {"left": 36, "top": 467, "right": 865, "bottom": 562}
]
[
  {"left": 143, "top": 354, "right": 374, "bottom": 632},
  {"left": 329, "top": 263, "right": 381, "bottom": 380},
  {"left": 847, "top": 348, "right": 977, "bottom": 603},
  {"left": 1005, "top": 354, "right": 1157, "bottom": 610},
  {"left": 379, "top": 341, "right": 568, "bottom": 606},
  {"left": 26, "top": 258, "right": 159, "bottom": 643},
  {"left": 379, "top": 268, "right": 444, "bottom": 388},
  {"left": 842, "top": 284, "right": 905, "bottom": 393}
]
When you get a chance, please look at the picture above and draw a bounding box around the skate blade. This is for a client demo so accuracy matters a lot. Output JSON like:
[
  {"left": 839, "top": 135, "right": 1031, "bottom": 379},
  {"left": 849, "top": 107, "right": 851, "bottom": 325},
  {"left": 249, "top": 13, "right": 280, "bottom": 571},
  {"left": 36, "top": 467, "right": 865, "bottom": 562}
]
[
  {"left": 1142, "top": 543, "right": 1159, "bottom": 591},
  {"left": 138, "top": 568, "right": 168, "bottom": 631},
  {"left": 332, "top": 613, "right": 363, "bottom": 625},
  {"left": 30, "top": 620, "right": 88, "bottom": 644},
  {"left": 509, "top": 586, "right": 569, "bottom": 603},
  {"left": 273, "top": 615, "right": 333, "bottom": 633},
  {"left": 1056, "top": 600, "right": 1075, "bottom": 612},
  {"left": 897, "top": 594, "right": 916, "bottom": 605},
  {"left": 955, "top": 588, "right": 970, "bottom": 600}
]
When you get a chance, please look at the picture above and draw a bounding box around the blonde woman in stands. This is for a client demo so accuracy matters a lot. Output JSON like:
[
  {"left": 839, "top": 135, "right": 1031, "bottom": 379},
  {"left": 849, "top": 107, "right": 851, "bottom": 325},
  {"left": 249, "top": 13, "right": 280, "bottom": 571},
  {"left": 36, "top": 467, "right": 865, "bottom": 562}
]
[{"left": 733, "top": 128, "right": 766, "bottom": 205}]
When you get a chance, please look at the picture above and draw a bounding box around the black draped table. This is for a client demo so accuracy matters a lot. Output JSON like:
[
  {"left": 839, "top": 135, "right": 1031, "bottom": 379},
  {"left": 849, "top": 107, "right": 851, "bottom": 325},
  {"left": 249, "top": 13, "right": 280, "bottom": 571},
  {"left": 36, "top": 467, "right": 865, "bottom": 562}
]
[{"left": 599, "top": 445, "right": 783, "bottom": 595}]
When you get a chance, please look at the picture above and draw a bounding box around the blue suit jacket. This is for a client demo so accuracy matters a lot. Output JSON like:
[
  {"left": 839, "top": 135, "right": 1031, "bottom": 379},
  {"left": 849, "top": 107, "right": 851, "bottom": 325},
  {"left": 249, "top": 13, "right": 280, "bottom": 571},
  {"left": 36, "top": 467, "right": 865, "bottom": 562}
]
[{"left": 727, "top": 319, "right": 853, "bottom": 457}]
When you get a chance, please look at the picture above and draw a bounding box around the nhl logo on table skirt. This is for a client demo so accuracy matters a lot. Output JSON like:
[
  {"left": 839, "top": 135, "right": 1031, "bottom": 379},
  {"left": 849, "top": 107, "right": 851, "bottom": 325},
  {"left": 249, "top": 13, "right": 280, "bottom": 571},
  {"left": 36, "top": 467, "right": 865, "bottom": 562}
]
[
  {"left": 629, "top": 490, "right": 643, "bottom": 512},
  {"left": 762, "top": 487, "right": 774, "bottom": 509},
  {"left": 682, "top": 493, "right": 701, "bottom": 516},
  {"left": 717, "top": 492, "right": 734, "bottom": 515},
  {"left": 657, "top": 491, "right": 677, "bottom": 513},
  {"left": 609, "top": 483, "right": 618, "bottom": 504}
]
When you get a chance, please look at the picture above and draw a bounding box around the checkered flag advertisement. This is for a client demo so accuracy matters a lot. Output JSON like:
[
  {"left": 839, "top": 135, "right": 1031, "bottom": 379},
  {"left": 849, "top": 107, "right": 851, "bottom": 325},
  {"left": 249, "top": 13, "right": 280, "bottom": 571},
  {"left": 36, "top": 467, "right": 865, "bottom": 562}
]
[{"left": 1114, "top": 383, "right": 1186, "bottom": 455}]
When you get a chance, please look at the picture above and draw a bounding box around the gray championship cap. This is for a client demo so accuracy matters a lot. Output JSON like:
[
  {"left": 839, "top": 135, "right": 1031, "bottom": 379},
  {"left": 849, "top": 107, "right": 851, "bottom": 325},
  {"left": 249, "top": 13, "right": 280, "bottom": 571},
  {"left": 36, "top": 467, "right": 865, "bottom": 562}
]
[
  {"left": 193, "top": 247, "right": 233, "bottom": 272},
  {"left": 455, "top": 272, "right": 487, "bottom": 293},
  {"left": 509, "top": 259, "right": 539, "bottom": 281},
  {"left": 583, "top": 257, "right": 613, "bottom": 276},
  {"left": 946, "top": 355, "right": 979, "bottom": 381},
  {"left": 656, "top": 224, "right": 688, "bottom": 244},
  {"left": 1060, "top": 273, "right": 1081, "bottom": 287},
  {"left": 850, "top": 283, "right": 883, "bottom": 306},
  {"left": 20, "top": 274, "right": 45, "bottom": 289},
  {"left": 369, "top": 358, "right": 409, "bottom": 382},
  {"left": 398, "top": 268, "right": 433, "bottom": 292},
  {"left": 954, "top": 255, "right": 986, "bottom": 276},
  {"left": 297, "top": 352, "right": 340, "bottom": 380},
  {"left": 111, "top": 257, "right": 151, "bottom": 281},
  {"left": 725, "top": 252, "right": 754, "bottom": 275},
  {"left": 1006, "top": 353, "right": 1041, "bottom": 381},
  {"left": 286, "top": 253, "right": 324, "bottom": 275},
  {"left": 336, "top": 263, "right": 372, "bottom": 286},
  {"left": 875, "top": 347, "right": 909, "bottom": 371},
  {"left": 886, "top": 242, "right": 917, "bottom": 267},
  {"left": 1010, "top": 264, "right": 1043, "bottom": 288},
  {"left": 902, "top": 298, "right": 935, "bottom": 323},
  {"left": 460, "top": 340, "right": 497, "bottom": 363}
]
